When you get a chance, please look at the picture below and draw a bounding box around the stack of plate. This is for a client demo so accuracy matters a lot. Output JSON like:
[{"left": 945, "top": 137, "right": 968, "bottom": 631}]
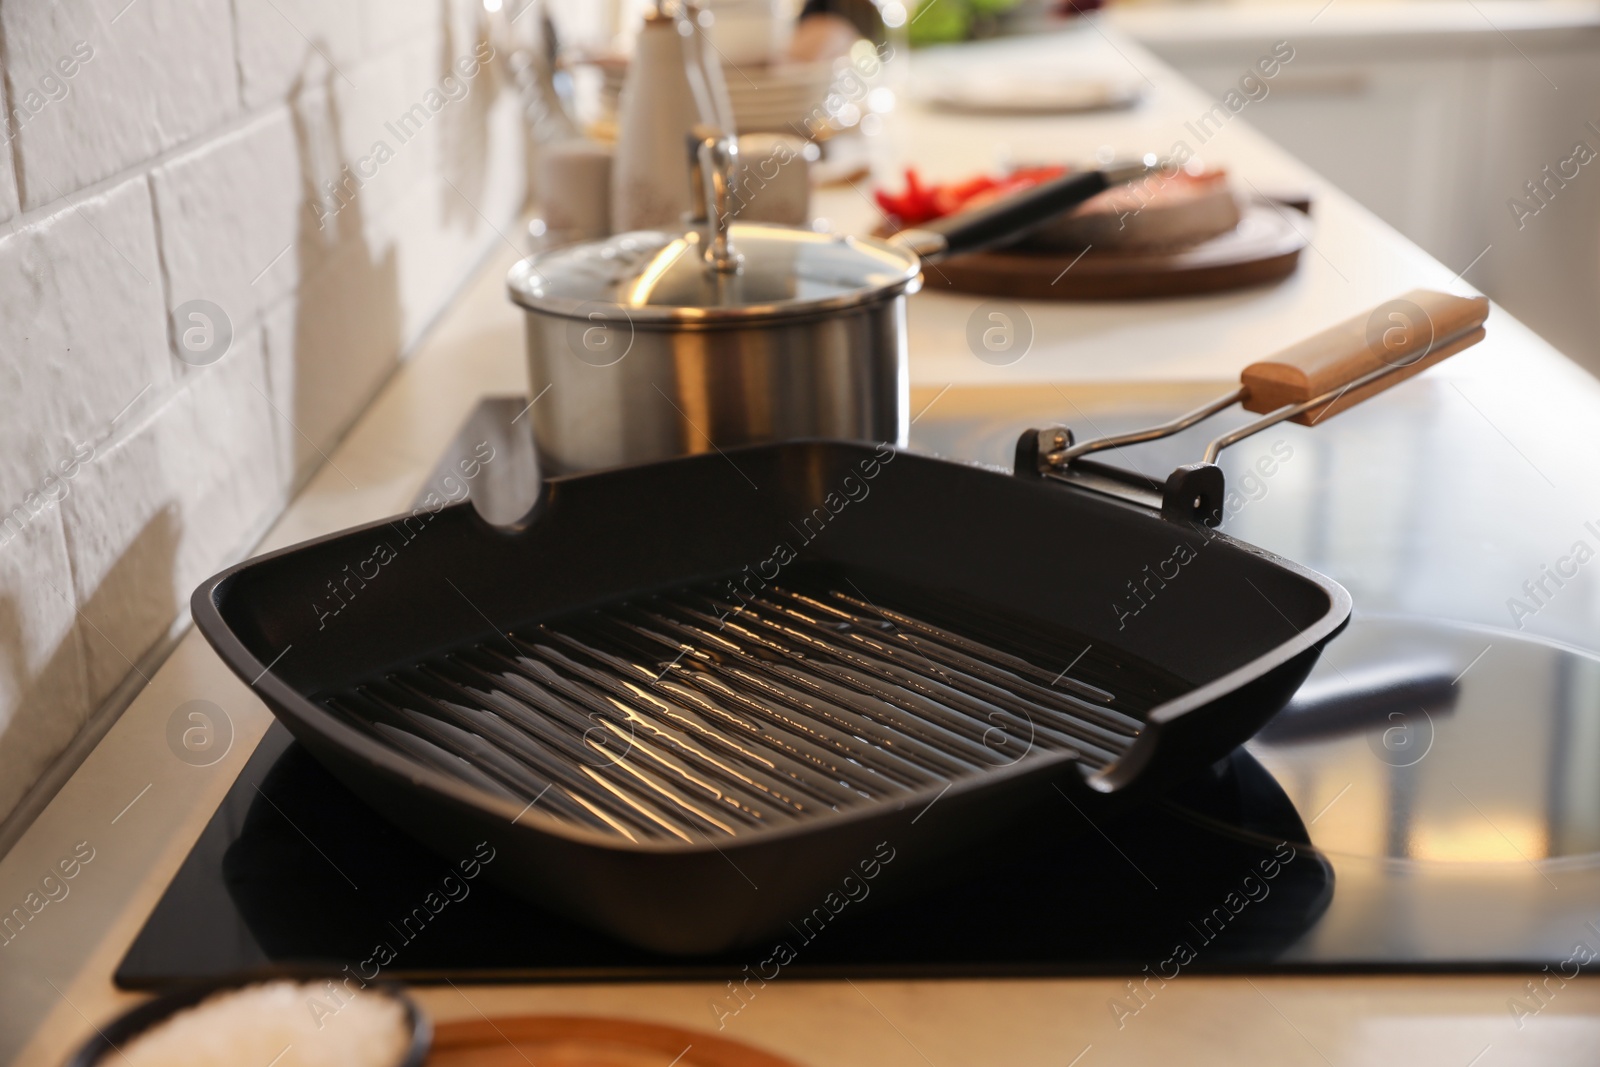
[
  {"left": 595, "top": 56, "right": 839, "bottom": 134},
  {"left": 723, "top": 59, "right": 839, "bottom": 132}
]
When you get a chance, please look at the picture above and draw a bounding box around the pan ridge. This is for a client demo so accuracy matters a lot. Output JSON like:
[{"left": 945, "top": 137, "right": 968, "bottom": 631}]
[{"left": 313, "top": 572, "right": 1185, "bottom": 842}]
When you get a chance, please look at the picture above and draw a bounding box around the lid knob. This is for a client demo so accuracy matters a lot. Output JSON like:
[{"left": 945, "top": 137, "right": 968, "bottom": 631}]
[{"left": 686, "top": 125, "right": 743, "bottom": 274}]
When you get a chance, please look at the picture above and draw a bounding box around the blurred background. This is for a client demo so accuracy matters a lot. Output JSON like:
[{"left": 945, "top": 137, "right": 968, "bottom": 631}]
[{"left": 556, "top": 0, "right": 1600, "bottom": 371}]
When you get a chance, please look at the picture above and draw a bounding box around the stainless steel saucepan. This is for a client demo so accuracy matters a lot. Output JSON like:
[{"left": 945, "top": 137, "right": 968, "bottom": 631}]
[{"left": 507, "top": 129, "right": 1154, "bottom": 473}]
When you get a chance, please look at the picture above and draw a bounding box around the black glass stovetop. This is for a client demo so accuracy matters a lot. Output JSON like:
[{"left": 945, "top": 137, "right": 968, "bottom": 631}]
[{"left": 117, "top": 398, "right": 1600, "bottom": 987}]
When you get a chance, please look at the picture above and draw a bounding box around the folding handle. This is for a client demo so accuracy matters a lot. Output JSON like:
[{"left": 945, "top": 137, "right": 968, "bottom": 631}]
[
  {"left": 1240, "top": 289, "right": 1489, "bottom": 425},
  {"left": 1020, "top": 287, "right": 1491, "bottom": 527}
]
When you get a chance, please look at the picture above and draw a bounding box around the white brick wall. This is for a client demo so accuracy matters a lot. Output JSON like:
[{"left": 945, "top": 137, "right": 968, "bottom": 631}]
[
  {"left": 150, "top": 110, "right": 306, "bottom": 334},
  {"left": 233, "top": 0, "right": 364, "bottom": 111},
  {"left": 0, "top": 0, "right": 529, "bottom": 825},
  {"left": 0, "top": 510, "right": 90, "bottom": 821},
  {"left": 0, "top": 137, "right": 17, "bottom": 222},
  {"left": 3, "top": 0, "right": 240, "bottom": 209}
]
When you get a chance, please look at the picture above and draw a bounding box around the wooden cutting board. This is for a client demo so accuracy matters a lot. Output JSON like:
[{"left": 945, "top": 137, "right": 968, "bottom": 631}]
[
  {"left": 427, "top": 1016, "right": 803, "bottom": 1067},
  {"left": 923, "top": 203, "right": 1309, "bottom": 301}
]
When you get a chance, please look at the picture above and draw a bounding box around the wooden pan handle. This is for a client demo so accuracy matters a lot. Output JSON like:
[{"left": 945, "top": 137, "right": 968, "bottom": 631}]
[{"left": 1240, "top": 289, "right": 1489, "bottom": 425}]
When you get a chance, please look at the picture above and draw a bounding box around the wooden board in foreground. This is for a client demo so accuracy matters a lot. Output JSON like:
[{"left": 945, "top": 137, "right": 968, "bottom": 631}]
[
  {"left": 428, "top": 1015, "right": 803, "bottom": 1067},
  {"left": 926, "top": 204, "right": 1309, "bottom": 301}
]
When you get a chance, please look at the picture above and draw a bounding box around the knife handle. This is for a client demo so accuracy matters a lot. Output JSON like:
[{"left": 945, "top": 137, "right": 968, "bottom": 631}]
[
  {"left": 905, "top": 160, "right": 1155, "bottom": 262},
  {"left": 1240, "top": 289, "right": 1489, "bottom": 425}
]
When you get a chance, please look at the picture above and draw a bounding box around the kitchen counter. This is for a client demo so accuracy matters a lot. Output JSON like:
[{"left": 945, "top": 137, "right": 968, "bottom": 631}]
[
  {"left": 6, "top": 25, "right": 1600, "bottom": 1067},
  {"left": 1108, "top": 0, "right": 1600, "bottom": 49},
  {"left": 1105, "top": 0, "right": 1600, "bottom": 375}
]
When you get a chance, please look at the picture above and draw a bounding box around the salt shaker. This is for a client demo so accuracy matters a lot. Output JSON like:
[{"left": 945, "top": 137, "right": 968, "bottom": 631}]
[
  {"left": 731, "top": 133, "right": 815, "bottom": 226},
  {"left": 536, "top": 139, "right": 614, "bottom": 246}
]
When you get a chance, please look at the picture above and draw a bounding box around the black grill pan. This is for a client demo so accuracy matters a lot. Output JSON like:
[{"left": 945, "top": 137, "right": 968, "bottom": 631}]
[{"left": 193, "top": 290, "right": 1486, "bottom": 953}]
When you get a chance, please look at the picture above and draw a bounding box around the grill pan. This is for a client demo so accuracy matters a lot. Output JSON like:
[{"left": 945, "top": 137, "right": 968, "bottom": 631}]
[{"left": 194, "top": 290, "right": 1487, "bottom": 954}]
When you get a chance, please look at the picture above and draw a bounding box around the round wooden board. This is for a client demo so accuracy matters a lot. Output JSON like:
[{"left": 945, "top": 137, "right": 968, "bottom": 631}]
[
  {"left": 427, "top": 1015, "right": 803, "bottom": 1067},
  {"left": 924, "top": 204, "right": 1309, "bottom": 301}
]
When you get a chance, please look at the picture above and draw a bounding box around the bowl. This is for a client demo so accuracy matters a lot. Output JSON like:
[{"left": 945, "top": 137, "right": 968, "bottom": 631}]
[{"left": 64, "top": 966, "right": 430, "bottom": 1067}]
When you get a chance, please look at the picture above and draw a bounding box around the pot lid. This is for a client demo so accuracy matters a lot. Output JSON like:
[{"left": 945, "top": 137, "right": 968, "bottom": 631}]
[{"left": 506, "top": 223, "right": 923, "bottom": 325}]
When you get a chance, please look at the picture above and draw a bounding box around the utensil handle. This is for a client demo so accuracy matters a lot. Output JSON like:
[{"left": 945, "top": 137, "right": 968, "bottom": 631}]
[
  {"left": 1240, "top": 289, "right": 1489, "bottom": 425},
  {"left": 916, "top": 161, "right": 1151, "bottom": 261},
  {"left": 686, "top": 126, "right": 743, "bottom": 273}
]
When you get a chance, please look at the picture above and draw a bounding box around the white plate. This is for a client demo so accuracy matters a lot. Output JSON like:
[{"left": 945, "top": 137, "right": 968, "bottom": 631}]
[{"left": 918, "top": 75, "right": 1142, "bottom": 115}]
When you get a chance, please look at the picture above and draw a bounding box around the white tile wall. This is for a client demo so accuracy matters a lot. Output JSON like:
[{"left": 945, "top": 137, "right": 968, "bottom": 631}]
[
  {"left": 56, "top": 406, "right": 175, "bottom": 705},
  {"left": 363, "top": 0, "right": 446, "bottom": 57},
  {"left": 61, "top": 330, "right": 284, "bottom": 705},
  {"left": 150, "top": 109, "right": 306, "bottom": 335},
  {"left": 1, "top": 0, "right": 239, "bottom": 209},
  {"left": 0, "top": 139, "right": 17, "bottom": 223},
  {"left": 261, "top": 235, "right": 406, "bottom": 483},
  {"left": 0, "top": 0, "right": 529, "bottom": 825},
  {"left": 0, "top": 511, "right": 90, "bottom": 821},
  {"left": 233, "top": 0, "right": 365, "bottom": 111},
  {"left": 0, "top": 176, "right": 170, "bottom": 511},
  {"left": 326, "top": 36, "right": 449, "bottom": 244}
]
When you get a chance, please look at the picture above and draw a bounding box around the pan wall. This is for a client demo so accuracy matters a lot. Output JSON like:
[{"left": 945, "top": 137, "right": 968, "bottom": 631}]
[
  {"left": 215, "top": 442, "right": 1334, "bottom": 708},
  {"left": 801, "top": 447, "right": 1337, "bottom": 689}
]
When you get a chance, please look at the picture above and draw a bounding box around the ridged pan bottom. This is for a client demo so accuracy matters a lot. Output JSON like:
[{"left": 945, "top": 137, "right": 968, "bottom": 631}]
[{"left": 320, "top": 574, "right": 1190, "bottom": 843}]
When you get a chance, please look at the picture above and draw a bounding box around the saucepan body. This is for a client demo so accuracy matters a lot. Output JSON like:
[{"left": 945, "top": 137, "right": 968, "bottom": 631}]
[{"left": 518, "top": 287, "right": 910, "bottom": 474}]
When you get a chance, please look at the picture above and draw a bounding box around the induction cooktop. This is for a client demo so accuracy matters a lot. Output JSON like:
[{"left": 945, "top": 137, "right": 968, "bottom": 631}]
[{"left": 117, "top": 396, "right": 1600, "bottom": 987}]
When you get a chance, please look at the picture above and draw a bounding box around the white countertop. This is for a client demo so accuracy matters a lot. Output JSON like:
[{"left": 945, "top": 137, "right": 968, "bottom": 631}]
[
  {"left": 820, "top": 27, "right": 1486, "bottom": 387},
  {"left": 1109, "top": 0, "right": 1600, "bottom": 47},
  {"left": 5, "top": 24, "right": 1600, "bottom": 1067}
]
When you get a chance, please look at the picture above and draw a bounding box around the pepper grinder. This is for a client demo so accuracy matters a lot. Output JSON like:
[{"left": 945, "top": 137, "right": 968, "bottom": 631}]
[
  {"left": 686, "top": 3, "right": 737, "bottom": 135},
  {"left": 611, "top": 4, "right": 723, "bottom": 231}
]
